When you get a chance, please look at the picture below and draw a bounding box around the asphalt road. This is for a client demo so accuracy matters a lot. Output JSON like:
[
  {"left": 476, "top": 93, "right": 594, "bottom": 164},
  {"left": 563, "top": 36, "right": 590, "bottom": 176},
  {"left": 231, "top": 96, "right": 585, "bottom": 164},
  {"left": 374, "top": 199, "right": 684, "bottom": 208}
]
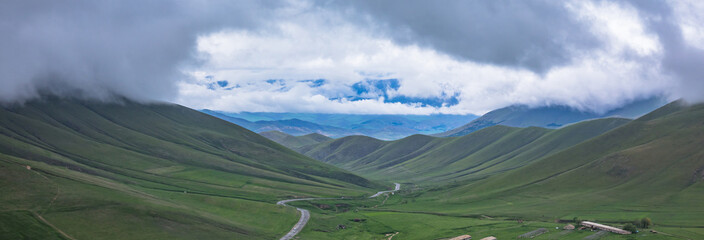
[
  {"left": 369, "top": 183, "right": 401, "bottom": 198},
  {"left": 278, "top": 183, "right": 401, "bottom": 240},
  {"left": 277, "top": 198, "right": 332, "bottom": 240}
]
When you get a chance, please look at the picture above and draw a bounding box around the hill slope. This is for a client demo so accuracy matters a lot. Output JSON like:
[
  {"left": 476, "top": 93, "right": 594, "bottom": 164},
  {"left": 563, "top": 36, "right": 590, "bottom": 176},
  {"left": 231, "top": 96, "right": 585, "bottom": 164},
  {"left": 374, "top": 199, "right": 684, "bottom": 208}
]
[
  {"left": 301, "top": 118, "right": 630, "bottom": 183},
  {"left": 436, "top": 97, "right": 666, "bottom": 137},
  {"left": 403, "top": 101, "right": 704, "bottom": 226},
  {"left": 259, "top": 131, "right": 332, "bottom": 149},
  {"left": 0, "top": 98, "right": 380, "bottom": 239}
]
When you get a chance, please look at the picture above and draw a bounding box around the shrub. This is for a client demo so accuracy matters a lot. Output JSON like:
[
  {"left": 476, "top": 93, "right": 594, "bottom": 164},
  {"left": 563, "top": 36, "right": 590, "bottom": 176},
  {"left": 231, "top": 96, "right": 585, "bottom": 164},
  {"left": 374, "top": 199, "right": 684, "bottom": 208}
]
[
  {"left": 623, "top": 223, "right": 637, "bottom": 233},
  {"left": 640, "top": 217, "right": 652, "bottom": 228}
]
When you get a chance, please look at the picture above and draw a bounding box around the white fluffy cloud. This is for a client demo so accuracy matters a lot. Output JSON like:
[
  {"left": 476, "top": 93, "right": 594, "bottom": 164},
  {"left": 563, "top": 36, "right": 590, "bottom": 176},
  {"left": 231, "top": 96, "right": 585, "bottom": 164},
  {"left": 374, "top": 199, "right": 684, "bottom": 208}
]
[{"left": 177, "top": 0, "right": 675, "bottom": 115}]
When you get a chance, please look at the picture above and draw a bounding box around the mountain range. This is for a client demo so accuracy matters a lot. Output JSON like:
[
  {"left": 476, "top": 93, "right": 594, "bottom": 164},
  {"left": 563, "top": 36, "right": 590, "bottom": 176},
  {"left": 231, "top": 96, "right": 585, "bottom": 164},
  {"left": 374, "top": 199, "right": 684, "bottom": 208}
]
[
  {"left": 435, "top": 96, "right": 667, "bottom": 137},
  {"left": 2, "top": 97, "right": 702, "bottom": 239},
  {"left": 293, "top": 117, "right": 631, "bottom": 183},
  {"left": 201, "top": 110, "right": 477, "bottom": 140},
  {"left": 286, "top": 100, "right": 704, "bottom": 232}
]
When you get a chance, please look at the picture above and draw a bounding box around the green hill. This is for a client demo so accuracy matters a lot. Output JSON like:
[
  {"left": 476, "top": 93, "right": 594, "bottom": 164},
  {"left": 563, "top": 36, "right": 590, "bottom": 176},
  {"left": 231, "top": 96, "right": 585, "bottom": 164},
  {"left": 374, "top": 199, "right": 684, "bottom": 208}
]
[
  {"left": 302, "top": 118, "right": 630, "bottom": 184},
  {"left": 395, "top": 101, "right": 704, "bottom": 227},
  {"left": 298, "top": 135, "right": 387, "bottom": 165},
  {"left": 435, "top": 97, "right": 665, "bottom": 137},
  {"left": 279, "top": 102, "right": 704, "bottom": 239},
  {"left": 0, "top": 98, "right": 381, "bottom": 239},
  {"left": 259, "top": 131, "right": 332, "bottom": 150}
]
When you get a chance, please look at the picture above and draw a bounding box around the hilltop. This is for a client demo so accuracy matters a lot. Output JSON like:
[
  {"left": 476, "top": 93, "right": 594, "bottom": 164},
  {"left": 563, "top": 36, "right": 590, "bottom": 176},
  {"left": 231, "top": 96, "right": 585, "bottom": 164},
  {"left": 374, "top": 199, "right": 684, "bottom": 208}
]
[
  {"left": 259, "top": 131, "right": 332, "bottom": 149},
  {"left": 436, "top": 97, "right": 666, "bottom": 137}
]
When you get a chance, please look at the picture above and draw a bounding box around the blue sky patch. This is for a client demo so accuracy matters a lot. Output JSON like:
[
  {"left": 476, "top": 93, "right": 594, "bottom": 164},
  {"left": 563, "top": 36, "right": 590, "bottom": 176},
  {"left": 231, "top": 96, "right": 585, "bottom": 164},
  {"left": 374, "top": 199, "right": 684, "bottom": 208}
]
[
  {"left": 339, "top": 79, "right": 460, "bottom": 108},
  {"left": 298, "top": 79, "right": 326, "bottom": 88}
]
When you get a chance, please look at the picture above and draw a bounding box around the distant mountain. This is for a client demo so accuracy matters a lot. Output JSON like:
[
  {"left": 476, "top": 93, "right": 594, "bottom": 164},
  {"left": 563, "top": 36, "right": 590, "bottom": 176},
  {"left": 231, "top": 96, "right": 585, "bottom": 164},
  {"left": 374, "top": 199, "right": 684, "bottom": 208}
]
[
  {"left": 259, "top": 131, "right": 332, "bottom": 149},
  {"left": 0, "top": 98, "right": 380, "bottom": 239},
  {"left": 201, "top": 110, "right": 352, "bottom": 136},
  {"left": 201, "top": 110, "right": 477, "bottom": 140},
  {"left": 435, "top": 97, "right": 667, "bottom": 137}
]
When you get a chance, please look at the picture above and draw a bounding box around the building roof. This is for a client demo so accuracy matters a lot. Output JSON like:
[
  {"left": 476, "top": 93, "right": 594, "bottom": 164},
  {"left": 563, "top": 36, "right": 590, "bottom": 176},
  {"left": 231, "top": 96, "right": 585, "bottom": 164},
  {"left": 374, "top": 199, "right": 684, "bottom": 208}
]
[
  {"left": 581, "top": 221, "right": 631, "bottom": 234},
  {"left": 449, "top": 234, "right": 471, "bottom": 240}
]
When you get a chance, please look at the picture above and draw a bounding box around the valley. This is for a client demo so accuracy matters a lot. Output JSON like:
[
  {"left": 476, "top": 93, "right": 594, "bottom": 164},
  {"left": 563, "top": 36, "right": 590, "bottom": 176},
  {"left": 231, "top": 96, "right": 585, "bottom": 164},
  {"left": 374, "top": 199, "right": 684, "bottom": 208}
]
[
  {"left": 261, "top": 101, "right": 704, "bottom": 239},
  {"left": 1, "top": 99, "right": 702, "bottom": 239},
  {"left": 4, "top": 1, "right": 702, "bottom": 239}
]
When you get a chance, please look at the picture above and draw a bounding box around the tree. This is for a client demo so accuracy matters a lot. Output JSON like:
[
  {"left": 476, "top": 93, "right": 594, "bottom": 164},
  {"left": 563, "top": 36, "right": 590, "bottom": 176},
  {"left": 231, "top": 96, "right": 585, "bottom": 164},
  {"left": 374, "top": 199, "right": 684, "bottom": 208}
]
[
  {"left": 573, "top": 217, "right": 581, "bottom": 224},
  {"left": 623, "top": 223, "right": 637, "bottom": 233},
  {"left": 640, "top": 217, "right": 652, "bottom": 228}
]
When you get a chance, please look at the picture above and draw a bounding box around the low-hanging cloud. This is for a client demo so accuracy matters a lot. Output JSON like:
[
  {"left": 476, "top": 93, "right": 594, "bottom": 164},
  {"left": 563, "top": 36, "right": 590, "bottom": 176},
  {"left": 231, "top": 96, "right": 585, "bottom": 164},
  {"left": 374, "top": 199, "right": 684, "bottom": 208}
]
[
  {"left": 625, "top": 0, "right": 704, "bottom": 102},
  {"left": 2, "top": 0, "right": 702, "bottom": 114},
  {"left": 0, "top": 0, "right": 283, "bottom": 103}
]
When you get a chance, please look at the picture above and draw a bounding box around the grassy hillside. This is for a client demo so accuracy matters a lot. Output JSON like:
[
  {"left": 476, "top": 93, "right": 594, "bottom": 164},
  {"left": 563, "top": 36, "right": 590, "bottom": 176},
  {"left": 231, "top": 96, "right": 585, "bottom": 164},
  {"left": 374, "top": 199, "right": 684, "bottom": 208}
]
[
  {"left": 299, "top": 135, "right": 387, "bottom": 165},
  {"left": 0, "top": 98, "right": 381, "bottom": 239},
  {"left": 267, "top": 102, "right": 704, "bottom": 239},
  {"left": 302, "top": 118, "right": 630, "bottom": 184},
  {"left": 259, "top": 131, "right": 332, "bottom": 150},
  {"left": 391, "top": 101, "right": 704, "bottom": 228}
]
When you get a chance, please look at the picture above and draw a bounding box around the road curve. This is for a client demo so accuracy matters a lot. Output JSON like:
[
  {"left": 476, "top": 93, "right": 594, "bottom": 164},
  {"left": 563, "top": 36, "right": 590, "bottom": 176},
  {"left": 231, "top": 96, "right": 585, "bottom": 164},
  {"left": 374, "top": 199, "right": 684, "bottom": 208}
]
[
  {"left": 277, "top": 198, "right": 332, "bottom": 240},
  {"left": 278, "top": 183, "right": 401, "bottom": 240},
  {"left": 369, "top": 183, "right": 401, "bottom": 198}
]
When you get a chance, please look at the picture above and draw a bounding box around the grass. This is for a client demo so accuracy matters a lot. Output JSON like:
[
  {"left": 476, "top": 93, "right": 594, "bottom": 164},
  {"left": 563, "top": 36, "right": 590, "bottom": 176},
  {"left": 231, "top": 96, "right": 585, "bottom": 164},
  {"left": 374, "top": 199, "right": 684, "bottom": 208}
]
[
  {"left": 0, "top": 97, "right": 382, "bottom": 239},
  {"left": 281, "top": 190, "right": 696, "bottom": 239},
  {"left": 302, "top": 117, "right": 630, "bottom": 184},
  {"left": 259, "top": 131, "right": 332, "bottom": 149},
  {"left": 3, "top": 98, "right": 702, "bottom": 239},
  {"left": 284, "top": 101, "right": 704, "bottom": 239}
]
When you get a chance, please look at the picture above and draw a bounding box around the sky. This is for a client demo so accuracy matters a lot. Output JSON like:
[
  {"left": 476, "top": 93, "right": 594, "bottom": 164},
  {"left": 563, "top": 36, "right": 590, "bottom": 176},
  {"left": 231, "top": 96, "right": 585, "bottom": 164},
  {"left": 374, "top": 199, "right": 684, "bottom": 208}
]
[{"left": 1, "top": 0, "right": 703, "bottom": 115}]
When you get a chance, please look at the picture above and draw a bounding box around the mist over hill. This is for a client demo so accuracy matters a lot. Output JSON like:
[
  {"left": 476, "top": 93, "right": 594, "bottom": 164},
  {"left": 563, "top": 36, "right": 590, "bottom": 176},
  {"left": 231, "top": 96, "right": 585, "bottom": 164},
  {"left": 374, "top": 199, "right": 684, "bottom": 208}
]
[{"left": 436, "top": 96, "right": 667, "bottom": 137}]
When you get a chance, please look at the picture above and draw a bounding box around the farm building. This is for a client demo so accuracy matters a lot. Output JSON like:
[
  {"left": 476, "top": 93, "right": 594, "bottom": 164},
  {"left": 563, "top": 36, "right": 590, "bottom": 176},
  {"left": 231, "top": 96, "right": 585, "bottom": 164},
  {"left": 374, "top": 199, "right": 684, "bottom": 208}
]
[
  {"left": 448, "top": 234, "right": 471, "bottom": 240},
  {"left": 581, "top": 221, "right": 631, "bottom": 234},
  {"left": 564, "top": 224, "right": 575, "bottom": 230}
]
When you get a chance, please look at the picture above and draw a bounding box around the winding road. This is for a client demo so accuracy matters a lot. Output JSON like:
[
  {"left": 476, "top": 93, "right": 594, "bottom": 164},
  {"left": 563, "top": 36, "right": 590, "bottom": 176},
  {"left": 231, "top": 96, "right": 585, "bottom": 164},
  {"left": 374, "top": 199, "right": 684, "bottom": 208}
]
[
  {"left": 278, "top": 183, "right": 401, "bottom": 240},
  {"left": 369, "top": 183, "right": 401, "bottom": 198}
]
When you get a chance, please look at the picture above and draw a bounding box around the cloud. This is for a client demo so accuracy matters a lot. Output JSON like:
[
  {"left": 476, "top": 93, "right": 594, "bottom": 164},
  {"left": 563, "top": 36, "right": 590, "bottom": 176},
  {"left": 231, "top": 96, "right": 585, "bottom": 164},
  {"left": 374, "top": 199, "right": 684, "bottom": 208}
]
[
  {"left": 624, "top": 0, "right": 704, "bottom": 102},
  {"left": 321, "top": 0, "right": 601, "bottom": 74},
  {"left": 2, "top": 0, "right": 701, "bottom": 115},
  {"left": 180, "top": 1, "right": 673, "bottom": 114},
  {"left": 0, "top": 0, "right": 283, "bottom": 103}
]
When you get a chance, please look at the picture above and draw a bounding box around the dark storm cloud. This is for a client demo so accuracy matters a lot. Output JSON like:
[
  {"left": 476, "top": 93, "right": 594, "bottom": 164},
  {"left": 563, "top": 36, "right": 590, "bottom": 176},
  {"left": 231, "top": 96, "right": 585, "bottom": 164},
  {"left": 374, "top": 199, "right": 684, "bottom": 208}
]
[
  {"left": 320, "top": 0, "right": 601, "bottom": 74},
  {"left": 625, "top": 0, "right": 704, "bottom": 102},
  {"left": 0, "top": 0, "right": 282, "bottom": 103}
]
